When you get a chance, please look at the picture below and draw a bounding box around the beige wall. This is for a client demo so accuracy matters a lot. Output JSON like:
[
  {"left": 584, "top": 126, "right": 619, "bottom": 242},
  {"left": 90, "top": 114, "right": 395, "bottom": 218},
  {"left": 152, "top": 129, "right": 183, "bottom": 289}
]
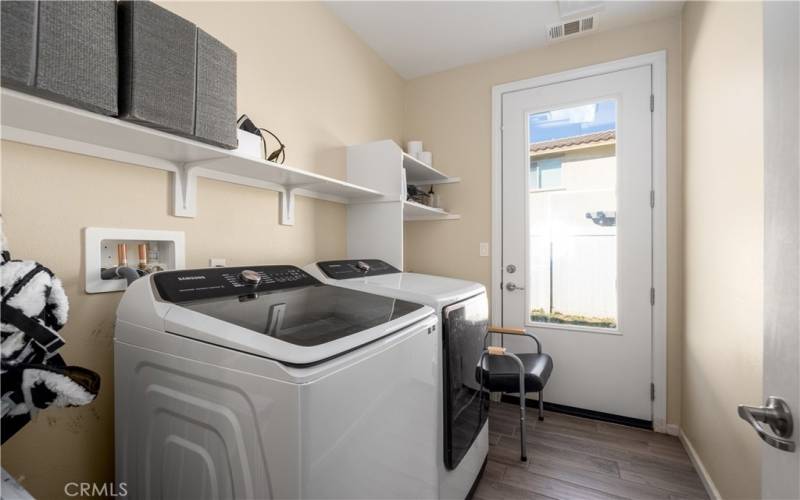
[
  {"left": 403, "top": 16, "right": 684, "bottom": 425},
  {"left": 0, "top": 2, "right": 403, "bottom": 498},
  {"left": 0, "top": 2, "right": 769, "bottom": 498},
  {"left": 681, "top": 2, "right": 763, "bottom": 498}
]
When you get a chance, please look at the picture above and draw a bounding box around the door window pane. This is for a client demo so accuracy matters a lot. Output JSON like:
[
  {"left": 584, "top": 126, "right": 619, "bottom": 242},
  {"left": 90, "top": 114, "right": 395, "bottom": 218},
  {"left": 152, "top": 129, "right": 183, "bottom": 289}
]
[
  {"left": 528, "top": 100, "right": 618, "bottom": 329},
  {"left": 530, "top": 158, "right": 563, "bottom": 190}
]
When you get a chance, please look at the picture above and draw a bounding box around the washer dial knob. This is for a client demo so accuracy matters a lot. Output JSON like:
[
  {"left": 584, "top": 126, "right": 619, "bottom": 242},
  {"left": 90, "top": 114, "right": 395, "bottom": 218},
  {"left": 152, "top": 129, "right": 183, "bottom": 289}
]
[
  {"left": 239, "top": 269, "right": 262, "bottom": 285},
  {"left": 356, "top": 261, "right": 370, "bottom": 273}
]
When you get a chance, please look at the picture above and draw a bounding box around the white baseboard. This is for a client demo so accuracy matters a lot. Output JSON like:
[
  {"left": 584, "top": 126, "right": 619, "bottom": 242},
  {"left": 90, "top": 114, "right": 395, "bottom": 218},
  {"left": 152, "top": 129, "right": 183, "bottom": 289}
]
[
  {"left": 679, "top": 428, "right": 722, "bottom": 500},
  {"left": 653, "top": 419, "right": 680, "bottom": 436}
]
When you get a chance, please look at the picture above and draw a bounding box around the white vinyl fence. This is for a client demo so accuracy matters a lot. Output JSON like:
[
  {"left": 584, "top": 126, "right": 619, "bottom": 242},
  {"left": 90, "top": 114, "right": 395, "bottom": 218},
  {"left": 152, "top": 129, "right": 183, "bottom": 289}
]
[{"left": 529, "top": 187, "right": 617, "bottom": 323}]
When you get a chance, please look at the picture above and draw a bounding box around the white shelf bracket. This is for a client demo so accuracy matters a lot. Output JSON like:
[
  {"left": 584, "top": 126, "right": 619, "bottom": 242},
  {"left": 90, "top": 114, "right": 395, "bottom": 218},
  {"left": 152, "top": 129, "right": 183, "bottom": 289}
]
[
  {"left": 280, "top": 187, "right": 297, "bottom": 226},
  {"left": 172, "top": 164, "right": 199, "bottom": 218}
]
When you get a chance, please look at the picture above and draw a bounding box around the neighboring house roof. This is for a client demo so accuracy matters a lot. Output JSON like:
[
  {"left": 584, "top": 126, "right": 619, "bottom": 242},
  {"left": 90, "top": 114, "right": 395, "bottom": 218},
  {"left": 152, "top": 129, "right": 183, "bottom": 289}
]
[{"left": 530, "top": 130, "right": 616, "bottom": 156}]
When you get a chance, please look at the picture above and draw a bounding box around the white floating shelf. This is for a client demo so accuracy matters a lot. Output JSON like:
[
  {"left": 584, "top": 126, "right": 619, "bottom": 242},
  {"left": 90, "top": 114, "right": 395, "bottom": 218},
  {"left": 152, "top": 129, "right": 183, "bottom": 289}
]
[
  {"left": 402, "top": 152, "right": 460, "bottom": 185},
  {"left": 403, "top": 200, "right": 460, "bottom": 221},
  {"left": 192, "top": 155, "right": 382, "bottom": 201},
  {"left": 0, "top": 89, "right": 382, "bottom": 225}
]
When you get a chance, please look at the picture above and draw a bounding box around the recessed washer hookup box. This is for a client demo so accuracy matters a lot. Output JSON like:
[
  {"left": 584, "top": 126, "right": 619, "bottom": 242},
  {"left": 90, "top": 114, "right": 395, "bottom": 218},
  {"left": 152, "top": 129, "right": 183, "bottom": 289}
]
[
  {"left": 0, "top": 0, "right": 118, "bottom": 116},
  {"left": 118, "top": 0, "right": 197, "bottom": 137}
]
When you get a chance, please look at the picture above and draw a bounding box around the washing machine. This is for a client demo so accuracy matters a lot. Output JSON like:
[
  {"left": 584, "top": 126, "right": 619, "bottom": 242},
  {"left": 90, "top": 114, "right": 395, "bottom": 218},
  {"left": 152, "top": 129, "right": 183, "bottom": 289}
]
[
  {"left": 304, "top": 259, "right": 490, "bottom": 500},
  {"left": 114, "top": 264, "right": 439, "bottom": 500}
]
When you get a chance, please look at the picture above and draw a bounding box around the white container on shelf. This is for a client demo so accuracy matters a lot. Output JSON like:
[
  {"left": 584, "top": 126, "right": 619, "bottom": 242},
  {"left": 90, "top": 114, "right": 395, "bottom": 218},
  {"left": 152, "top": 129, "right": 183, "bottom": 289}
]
[
  {"left": 419, "top": 151, "right": 433, "bottom": 166},
  {"left": 430, "top": 191, "right": 441, "bottom": 209},
  {"left": 406, "top": 140, "right": 423, "bottom": 157},
  {"left": 235, "top": 129, "right": 264, "bottom": 159}
]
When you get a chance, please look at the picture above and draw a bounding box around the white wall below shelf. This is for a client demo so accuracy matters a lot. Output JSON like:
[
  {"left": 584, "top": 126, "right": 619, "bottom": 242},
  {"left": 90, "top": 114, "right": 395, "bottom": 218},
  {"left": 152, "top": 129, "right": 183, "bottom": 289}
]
[
  {"left": 403, "top": 200, "right": 460, "bottom": 221},
  {"left": 0, "top": 89, "right": 382, "bottom": 225}
]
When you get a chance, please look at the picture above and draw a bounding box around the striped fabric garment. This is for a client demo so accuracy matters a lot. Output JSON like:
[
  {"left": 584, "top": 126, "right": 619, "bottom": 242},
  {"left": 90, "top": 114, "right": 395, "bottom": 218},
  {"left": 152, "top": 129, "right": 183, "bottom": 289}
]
[{"left": 1, "top": 221, "right": 100, "bottom": 443}]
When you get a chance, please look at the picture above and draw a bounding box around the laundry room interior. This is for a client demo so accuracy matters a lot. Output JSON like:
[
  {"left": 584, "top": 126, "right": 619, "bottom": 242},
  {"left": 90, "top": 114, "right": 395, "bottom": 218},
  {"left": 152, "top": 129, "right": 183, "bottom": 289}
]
[{"left": 1, "top": 1, "right": 798, "bottom": 499}]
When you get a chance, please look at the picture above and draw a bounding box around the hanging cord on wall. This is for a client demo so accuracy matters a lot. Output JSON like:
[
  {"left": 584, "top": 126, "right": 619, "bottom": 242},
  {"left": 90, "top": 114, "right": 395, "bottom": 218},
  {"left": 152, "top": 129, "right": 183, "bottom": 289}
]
[{"left": 258, "top": 127, "right": 286, "bottom": 164}]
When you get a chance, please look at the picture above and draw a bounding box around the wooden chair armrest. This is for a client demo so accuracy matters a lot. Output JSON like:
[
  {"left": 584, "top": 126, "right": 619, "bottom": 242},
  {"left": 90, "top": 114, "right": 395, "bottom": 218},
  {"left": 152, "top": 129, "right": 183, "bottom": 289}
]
[
  {"left": 487, "top": 346, "right": 507, "bottom": 356},
  {"left": 486, "top": 326, "right": 543, "bottom": 354},
  {"left": 489, "top": 326, "right": 526, "bottom": 335}
]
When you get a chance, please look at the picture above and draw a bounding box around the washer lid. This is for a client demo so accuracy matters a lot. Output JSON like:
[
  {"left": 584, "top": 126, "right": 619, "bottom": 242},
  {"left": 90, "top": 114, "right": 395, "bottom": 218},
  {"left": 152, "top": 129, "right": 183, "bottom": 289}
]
[
  {"left": 313, "top": 261, "right": 485, "bottom": 308},
  {"left": 347, "top": 274, "right": 484, "bottom": 310},
  {"left": 162, "top": 283, "right": 433, "bottom": 366},
  {"left": 351, "top": 273, "right": 483, "bottom": 300}
]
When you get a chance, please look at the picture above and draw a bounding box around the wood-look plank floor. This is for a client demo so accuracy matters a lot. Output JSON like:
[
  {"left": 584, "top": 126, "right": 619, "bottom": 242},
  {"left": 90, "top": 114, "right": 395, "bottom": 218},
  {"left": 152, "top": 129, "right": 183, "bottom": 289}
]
[{"left": 475, "top": 402, "right": 709, "bottom": 500}]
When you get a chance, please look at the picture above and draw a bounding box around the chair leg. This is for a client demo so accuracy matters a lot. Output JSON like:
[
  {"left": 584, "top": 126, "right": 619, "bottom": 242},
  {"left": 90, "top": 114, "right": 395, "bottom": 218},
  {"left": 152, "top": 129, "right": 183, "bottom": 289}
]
[
  {"left": 519, "top": 392, "right": 527, "bottom": 462},
  {"left": 538, "top": 390, "right": 544, "bottom": 421}
]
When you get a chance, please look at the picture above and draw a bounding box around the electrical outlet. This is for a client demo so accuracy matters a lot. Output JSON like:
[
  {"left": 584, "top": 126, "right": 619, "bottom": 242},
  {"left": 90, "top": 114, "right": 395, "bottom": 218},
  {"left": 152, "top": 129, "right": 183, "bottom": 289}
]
[
  {"left": 209, "top": 258, "right": 226, "bottom": 267},
  {"left": 479, "top": 242, "right": 489, "bottom": 257}
]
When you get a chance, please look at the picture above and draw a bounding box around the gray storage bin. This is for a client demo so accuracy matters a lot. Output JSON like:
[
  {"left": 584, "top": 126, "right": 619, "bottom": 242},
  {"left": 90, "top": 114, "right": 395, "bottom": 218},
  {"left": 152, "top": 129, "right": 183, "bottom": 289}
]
[
  {"left": 1, "top": 2, "right": 36, "bottom": 88},
  {"left": 0, "top": 1, "right": 118, "bottom": 116},
  {"left": 195, "top": 29, "right": 238, "bottom": 149},
  {"left": 118, "top": 0, "right": 196, "bottom": 136}
]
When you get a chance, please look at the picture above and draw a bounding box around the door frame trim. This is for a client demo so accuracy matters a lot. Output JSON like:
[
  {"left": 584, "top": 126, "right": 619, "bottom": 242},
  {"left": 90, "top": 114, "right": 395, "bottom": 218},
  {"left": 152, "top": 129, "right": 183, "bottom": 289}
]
[{"left": 490, "top": 50, "right": 668, "bottom": 430}]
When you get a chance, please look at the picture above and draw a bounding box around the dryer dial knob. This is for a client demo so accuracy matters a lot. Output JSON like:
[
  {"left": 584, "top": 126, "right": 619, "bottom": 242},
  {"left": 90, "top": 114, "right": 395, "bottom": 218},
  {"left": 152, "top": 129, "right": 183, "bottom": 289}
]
[
  {"left": 239, "top": 269, "right": 262, "bottom": 285},
  {"left": 356, "top": 261, "right": 370, "bottom": 273}
]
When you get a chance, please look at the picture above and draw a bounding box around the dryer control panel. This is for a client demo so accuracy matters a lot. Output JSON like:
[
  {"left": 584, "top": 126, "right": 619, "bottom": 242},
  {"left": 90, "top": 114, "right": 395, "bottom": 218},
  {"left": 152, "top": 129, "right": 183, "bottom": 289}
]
[
  {"left": 154, "top": 265, "right": 319, "bottom": 303},
  {"left": 317, "top": 259, "right": 400, "bottom": 279}
]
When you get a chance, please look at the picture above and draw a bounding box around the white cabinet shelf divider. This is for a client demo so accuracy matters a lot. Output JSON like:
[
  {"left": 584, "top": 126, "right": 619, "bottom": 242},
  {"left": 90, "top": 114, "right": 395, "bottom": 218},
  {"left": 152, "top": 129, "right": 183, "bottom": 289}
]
[
  {"left": 402, "top": 152, "right": 460, "bottom": 185},
  {"left": 403, "top": 200, "right": 460, "bottom": 221},
  {"left": 345, "top": 140, "right": 461, "bottom": 269},
  {"left": 0, "top": 89, "right": 382, "bottom": 225}
]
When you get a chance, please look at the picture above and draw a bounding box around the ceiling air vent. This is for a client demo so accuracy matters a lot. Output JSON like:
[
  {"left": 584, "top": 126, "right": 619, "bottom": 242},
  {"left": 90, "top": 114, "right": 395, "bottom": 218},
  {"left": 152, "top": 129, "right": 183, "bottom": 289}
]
[
  {"left": 563, "top": 19, "right": 581, "bottom": 36},
  {"left": 546, "top": 14, "right": 599, "bottom": 43},
  {"left": 548, "top": 24, "right": 564, "bottom": 40}
]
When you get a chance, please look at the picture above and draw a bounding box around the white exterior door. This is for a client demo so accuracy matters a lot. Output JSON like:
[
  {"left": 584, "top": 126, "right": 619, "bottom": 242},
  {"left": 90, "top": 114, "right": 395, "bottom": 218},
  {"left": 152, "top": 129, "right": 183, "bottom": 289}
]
[{"left": 501, "top": 65, "right": 653, "bottom": 421}]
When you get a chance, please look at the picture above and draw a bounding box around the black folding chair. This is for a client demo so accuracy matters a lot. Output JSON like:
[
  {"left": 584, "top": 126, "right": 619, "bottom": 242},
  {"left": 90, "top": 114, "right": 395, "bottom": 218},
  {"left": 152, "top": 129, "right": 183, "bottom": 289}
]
[{"left": 476, "top": 326, "right": 554, "bottom": 461}]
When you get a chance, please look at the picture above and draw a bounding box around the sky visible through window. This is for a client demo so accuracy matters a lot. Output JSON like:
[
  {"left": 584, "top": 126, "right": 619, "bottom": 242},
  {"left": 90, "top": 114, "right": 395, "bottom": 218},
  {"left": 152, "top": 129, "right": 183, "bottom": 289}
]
[{"left": 529, "top": 100, "right": 616, "bottom": 143}]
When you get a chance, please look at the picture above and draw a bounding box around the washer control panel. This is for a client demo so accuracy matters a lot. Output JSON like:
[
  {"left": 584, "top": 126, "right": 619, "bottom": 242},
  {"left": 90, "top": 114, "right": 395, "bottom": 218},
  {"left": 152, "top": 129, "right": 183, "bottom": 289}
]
[
  {"left": 317, "top": 259, "right": 400, "bottom": 279},
  {"left": 238, "top": 269, "right": 262, "bottom": 285},
  {"left": 154, "top": 265, "right": 319, "bottom": 303}
]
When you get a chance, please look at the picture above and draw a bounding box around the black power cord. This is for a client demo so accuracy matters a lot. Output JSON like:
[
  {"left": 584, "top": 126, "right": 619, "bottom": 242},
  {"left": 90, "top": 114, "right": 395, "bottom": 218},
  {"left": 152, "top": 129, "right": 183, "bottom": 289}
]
[{"left": 259, "top": 127, "right": 286, "bottom": 164}]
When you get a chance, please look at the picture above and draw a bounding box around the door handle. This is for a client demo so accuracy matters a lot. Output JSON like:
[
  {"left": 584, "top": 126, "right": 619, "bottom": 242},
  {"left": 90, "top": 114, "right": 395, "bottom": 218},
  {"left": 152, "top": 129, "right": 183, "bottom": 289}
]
[
  {"left": 505, "top": 282, "right": 525, "bottom": 292},
  {"left": 738, "top": 396, "right": 795, "bottom": 452}
]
